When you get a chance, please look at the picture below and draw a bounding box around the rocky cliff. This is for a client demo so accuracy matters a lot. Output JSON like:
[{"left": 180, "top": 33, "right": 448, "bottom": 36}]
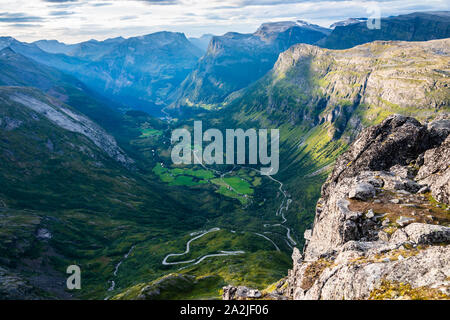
[
  {"left": 223, "top": 114, "right": 450, "bottom": 300},
  {"left": 173, "top": 21, "right": 330, "bottom": 108},
  {"left": 321, "top": 11, "right": 450, "bottom": 50},
  {"left": 286, "top": 114, "right": 450, "bottom": 300},
  {"left": 227, "top": 38, "right": 450, "bottom": 138}
]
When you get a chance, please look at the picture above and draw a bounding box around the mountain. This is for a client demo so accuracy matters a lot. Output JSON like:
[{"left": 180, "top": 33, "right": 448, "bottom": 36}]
[
  {"left": 226, "top": 38, "right": 450, "bottom": 138},
  {"left": 33, "top": 39, "right": 79, "bottom": 55},
  {"left": 199, "top": 37, "right": 450, "bottom": 267},
  {"left": 173, "top": 21, "right": 330, "bottom": 108},
  {"left": 0, "top": 49, "right": 294, "bottom": 300},
  {"left": 1, "top": 12, "right": 449, "bottom": 300},
  {"left": 223, "top": 114, "right": 450, "bottom": 300},
  {"left": 189, "top": 34, "right": 214, "bottom": 53},
  {"left": 286, "top": 114, "right": 450, "bottom": 299},
  {"left": 0, "top": 85, "right": 230, "bottom": 299},
  {"left": 3, "top": 33, "right": 203, "bottom": 115},
  {"left": 329, "top": 18, "right": 367, "bottom": 29},
  {"left": 0, "top": 46, "right": 128, "bottom": 134},
  {"left": 34, "top": 37, "right": 126, "bottom": 60},
  {"left": 321, "top": 11, "right": 450, "bottom": 49}
]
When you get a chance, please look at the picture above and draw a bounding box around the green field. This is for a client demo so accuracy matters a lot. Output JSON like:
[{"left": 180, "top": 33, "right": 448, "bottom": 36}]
[
  {"left": 152, "top": 163, "right": 215, "bottom": 186},
  {"left": 140, "top": 128, "right": 163, "bottom": 137}
]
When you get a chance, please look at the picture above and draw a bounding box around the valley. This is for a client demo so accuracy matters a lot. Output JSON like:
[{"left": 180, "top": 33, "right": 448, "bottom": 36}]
[{"left": 0, "top": 10, "right": 449, "bottom": 300}]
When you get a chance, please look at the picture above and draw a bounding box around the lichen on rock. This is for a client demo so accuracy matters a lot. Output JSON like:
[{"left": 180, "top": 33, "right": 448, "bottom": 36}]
[{"left": 285, "top": 114, "right": 450, "bottom": 300}]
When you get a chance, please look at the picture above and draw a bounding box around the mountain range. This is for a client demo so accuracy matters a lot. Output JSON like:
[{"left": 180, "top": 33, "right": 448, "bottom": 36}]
[{"left": 0, "top": 11, "right": 449, "bottom": 300}]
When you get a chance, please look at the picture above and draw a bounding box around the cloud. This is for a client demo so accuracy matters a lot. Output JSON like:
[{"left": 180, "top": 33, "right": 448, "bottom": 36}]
[
  {"left": 9, "top": 23, "right": 43, "bottom": 28},
  {"left": 49, "top": 10, "right": 75, "bottom": 16},
  {"left": 0, "top": 12, "right": 44, "bottom": 23},
  {"left": 3, "top": 0, "right": 449, "bottom": 43},
  {"left": 139, "top": 0, "right": 180, "bottom": 5},
  {"left": 91, "top": 2, "right": 113, "bottom": 7},
  {"left": 119, "top": 15, "right": 138, "bottom": 21}
]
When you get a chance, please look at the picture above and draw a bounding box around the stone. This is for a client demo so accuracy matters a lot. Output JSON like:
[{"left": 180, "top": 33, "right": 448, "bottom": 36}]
[
  {"left": 396, "top": 216, "right": 415, "bottom": 227},
  {"left": 390, "top": 223, "right": 450, "bottom": 245},
  {"left": 285, "top": 115, "right": 450, "bottom": 300},
  {"left": 366, "top": 209, "right": 375, "bottom": 219},
  {"left": 418, "top": 185, "right": 430, "bottom": 194},
  {"left": 349, "top": 182, "right": 376, "bottom": 201},
  {"left": 304, "top": 230, "right": 312, "bottom": 241},
  {"left": 378, "top": 230, "right": 390, "bottom": 242}
]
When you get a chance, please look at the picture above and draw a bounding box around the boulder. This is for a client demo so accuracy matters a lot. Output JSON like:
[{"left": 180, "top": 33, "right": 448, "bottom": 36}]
[
  {"left": 349, "top": 182, "right": 376, "bottom": 201},
  {"left": 390, "top": 223, "right": 450, "bottom": 245}
]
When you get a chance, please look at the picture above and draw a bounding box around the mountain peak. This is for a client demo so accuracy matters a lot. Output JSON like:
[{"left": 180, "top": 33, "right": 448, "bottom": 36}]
[{"left": 0, "top": 46, "right": 16, "bottom": 55}]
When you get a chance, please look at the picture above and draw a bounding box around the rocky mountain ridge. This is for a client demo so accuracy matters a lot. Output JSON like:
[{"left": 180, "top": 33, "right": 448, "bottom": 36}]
[
  {"left": 223, "top": 114, "right": 450, "bottom": 300},
  {"left": 287, "top": 114, "right": 450, "bottom": 299},
  {"left": 321, "top": 11, "right": 450, "bottom": 49},
  {"left": 226, "top": 38, "right": 449, "bottom": 142},
  {"left": 1, "top": 32, "right": 203, "bottom": 115}
]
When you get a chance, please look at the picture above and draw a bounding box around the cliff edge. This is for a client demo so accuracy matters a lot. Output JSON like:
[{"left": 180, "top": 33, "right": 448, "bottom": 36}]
[
  {"left": 224, "top": 114, "right": 450, "bottom": 300},
  {"left": 287, "top": 114, "right": 450, "bottom": 300}
]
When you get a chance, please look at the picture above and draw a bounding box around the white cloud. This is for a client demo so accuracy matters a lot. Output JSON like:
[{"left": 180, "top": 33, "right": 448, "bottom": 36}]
[{"left": 0, "top": 0, "right": 448, "bottom": 43}]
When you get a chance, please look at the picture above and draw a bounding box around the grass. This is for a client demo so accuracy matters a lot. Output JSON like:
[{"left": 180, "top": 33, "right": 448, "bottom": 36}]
[
  {"left": 211, "top": 177, "right": 253, "bottom": 195},
  {"left": 152, "top": 163, "right": 214, "bottom": 186},
  {"left": 369, "top": 280, "right": 449, "bottom": 300},
  {"left": 140, "top": 128, "right": 163, "bottom": 138}
]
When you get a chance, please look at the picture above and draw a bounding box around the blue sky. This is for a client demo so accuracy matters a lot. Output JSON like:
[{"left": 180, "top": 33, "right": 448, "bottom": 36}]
[{"left": 0, "top": 0, "right": 449, "bottom": 43}]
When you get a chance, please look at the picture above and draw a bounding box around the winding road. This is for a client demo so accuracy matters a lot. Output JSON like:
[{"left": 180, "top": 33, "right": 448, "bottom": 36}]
[
  {"left": 160, "top": 163, "right": 297, "bottom": 267},
  {"left": 162, "top": 227, "right": 246, "bottom": 266}
]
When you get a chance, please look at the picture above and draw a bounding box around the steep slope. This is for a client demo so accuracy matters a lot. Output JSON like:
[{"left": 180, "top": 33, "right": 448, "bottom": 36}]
[
  {"left": 173, "top": 21, "right": 330, "bottom": 108},
  {"left": 222, "top": 115, "right": 450, "bottom": 300},
  {"left": 286, "top": 114, "right": 450, "bottom": 300},
  {"left": 0, "top": 86, "right": 217, "bottom": 299},
  {"left": 201, "top": 38, "right": 450, "bottom": 255},
  {"left": 0, "top": 47, "right": 126, "bottom": 134},
  {"left": 227, "top": 38, "right": 450, "bottom": 137},
  {"left": 321, "top": 11, "right": 450, "bottom": 49}
]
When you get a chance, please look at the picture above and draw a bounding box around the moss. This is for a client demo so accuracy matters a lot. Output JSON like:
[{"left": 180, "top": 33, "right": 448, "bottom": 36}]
[
  {"left": 350, "top": 246, "right": 424, "bottom": 266},
  {"left": 301, "top": 259, "right": 333, "bottom": 290},
  {"left": 369, "top": 280, "right": 449, "bottom": 300}
]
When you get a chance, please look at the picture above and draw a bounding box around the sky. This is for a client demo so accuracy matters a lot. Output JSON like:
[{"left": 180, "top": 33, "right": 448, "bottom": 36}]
[{"left": 0, "top": 0, "right": 449, "bottom": 43}]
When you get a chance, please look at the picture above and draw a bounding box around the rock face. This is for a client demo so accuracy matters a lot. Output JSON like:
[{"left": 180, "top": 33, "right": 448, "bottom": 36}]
[
  {"left": 174, "top": 21, "right": 330, "bottom": 107},
  {"left": 10, "top": 92, "right": 133, "bottom": 166},
  {"left": 286, "top": 115, "right": 450, "bottom": 300},
  {"left": 225, "top": 38, "right": 449, "bottom": 139},
  {"left": 321, "top": 11, "right": 450, "bottom": 50},
  {"left": 222, "top": 285, "right": 262, "bottom": 300}
]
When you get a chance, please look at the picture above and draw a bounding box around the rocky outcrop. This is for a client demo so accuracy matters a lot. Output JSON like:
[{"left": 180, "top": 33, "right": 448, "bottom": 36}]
[
  {"left": 222, "top": 285, "right": 262, "bottom": 300},
  {"left": 225, "top": 37, "right": 449, "bottom": 143},
  {"left": 286, "top": 114, "right": 450, "bottom": 300},
  {"left": 10, "top": 92, "right": 133, "bottom": 166},
  {"left": 321, "top": 11, "right": 450, "bottom": 50}
]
